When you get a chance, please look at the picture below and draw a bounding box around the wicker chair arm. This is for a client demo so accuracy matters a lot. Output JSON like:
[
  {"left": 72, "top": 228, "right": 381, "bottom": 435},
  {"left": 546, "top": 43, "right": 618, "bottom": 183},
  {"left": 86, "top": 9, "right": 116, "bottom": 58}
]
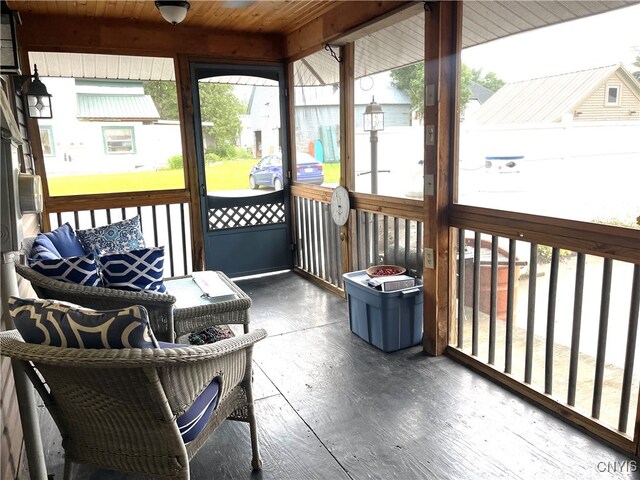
[{"left": 0, "top": 329, "right": 267, "bottom": 367}]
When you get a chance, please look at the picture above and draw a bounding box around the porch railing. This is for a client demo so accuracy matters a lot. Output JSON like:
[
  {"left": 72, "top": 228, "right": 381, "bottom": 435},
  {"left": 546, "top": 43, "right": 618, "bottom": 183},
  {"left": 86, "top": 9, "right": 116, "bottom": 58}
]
[
  {"left": 45, "top": 191, "right": 193, "bottom": 278},
  {"left": 449, "top": 209, "right": 640, "bottom": 454},
  {"left": 292, "top": 185, "right": 424, "bottom": 290}
]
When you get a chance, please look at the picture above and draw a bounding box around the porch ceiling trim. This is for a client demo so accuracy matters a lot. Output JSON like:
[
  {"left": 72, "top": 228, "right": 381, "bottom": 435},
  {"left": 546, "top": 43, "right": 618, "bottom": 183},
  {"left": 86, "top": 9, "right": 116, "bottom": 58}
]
[{"left": 13, "top": 1, "right": 640, "bottom": 86}]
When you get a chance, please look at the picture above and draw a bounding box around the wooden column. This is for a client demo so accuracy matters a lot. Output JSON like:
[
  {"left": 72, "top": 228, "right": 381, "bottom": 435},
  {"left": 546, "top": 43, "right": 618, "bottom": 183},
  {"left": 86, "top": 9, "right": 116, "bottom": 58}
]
[
  {"left": 340, "top": 43, "right": 355, "bottom": 275},
  {"left": 422, "top": 1, "right": 461, "bottom": 356},
  {"left": 176, "top": 54, "right": 205, "bottom": 271}
]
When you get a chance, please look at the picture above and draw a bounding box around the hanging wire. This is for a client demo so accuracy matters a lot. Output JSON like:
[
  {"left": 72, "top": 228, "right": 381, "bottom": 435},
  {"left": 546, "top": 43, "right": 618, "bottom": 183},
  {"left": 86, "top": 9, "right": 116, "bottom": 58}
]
[{"left": 324, "top": 44, "right": 343, "bottom": 63}]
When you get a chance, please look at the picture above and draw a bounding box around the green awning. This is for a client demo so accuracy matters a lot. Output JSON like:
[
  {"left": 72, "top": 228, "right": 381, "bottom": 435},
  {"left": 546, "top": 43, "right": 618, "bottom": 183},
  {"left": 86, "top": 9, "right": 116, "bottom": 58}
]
[{"left": 76, "top": 94, "right": 160, "bottom": 121}]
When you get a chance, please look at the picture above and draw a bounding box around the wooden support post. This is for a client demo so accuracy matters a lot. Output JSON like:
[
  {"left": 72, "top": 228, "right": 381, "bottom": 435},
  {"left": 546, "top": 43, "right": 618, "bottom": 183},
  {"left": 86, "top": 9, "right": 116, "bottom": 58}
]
[
  {"left": 176, "top": 54, "right": 205, "bottom": 271},
  {"left": 422, "top": 1, "right": 461, "bottom": 356},
  {"left": 340, "top": 43, "right": 355, "bottom": 276}
]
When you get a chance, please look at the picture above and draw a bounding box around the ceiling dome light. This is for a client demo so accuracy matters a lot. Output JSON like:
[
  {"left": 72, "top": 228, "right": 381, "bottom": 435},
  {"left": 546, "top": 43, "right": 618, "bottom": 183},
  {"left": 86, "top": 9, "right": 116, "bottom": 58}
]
[{"left": 155, "top": 1, "right": 190, "bottom": 25}]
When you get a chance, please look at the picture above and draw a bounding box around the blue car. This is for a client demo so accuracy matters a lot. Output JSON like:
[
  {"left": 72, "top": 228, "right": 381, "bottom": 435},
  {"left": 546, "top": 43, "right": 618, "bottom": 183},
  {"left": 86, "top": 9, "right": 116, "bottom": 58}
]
[{"left": 249, "top": 152, "right": 324, "bottom": 190}]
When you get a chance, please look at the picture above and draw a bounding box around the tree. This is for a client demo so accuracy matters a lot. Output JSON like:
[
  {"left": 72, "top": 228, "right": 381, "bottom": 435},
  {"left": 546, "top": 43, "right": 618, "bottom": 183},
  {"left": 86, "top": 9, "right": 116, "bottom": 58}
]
[
  {"left": 390, "top": 63, "right": 504, "bottom": 115},
  {"left": 144, "top": 81, "right": 246, "bottom": 150},
  {"left": 471, "top": 68, "right": 505, "bottom": 92},
  {"left": 143, "top": 81, "right": 179, "bottom": 120},
  {"left": 389, "top": 63, "right": 424, "bottom": 119},
  {"left": 198, "top": 83, "right": 246, "bottom": 150},
  {"left": 633, "top": 48, "right": 640, "bottom": 81}
]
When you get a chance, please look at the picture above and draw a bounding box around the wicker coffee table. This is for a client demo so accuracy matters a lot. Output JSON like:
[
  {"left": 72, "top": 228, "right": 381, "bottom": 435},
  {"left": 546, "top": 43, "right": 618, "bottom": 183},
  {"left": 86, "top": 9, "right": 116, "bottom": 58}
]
[{"left": 165, "top": 271, "right": 252, "bottom": 338}]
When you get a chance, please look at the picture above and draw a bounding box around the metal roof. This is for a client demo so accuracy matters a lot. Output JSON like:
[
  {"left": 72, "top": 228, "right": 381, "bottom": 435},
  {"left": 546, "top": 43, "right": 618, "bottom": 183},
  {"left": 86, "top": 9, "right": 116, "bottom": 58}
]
[
  {"left": 470, "top": 83, "right": 496, "bottom": 104},
  {"left": 473, "top": 64, "right": 640, "bottom": 124},
  {"left": 76, "top": 94, "right": 160, "bottom": 121}
]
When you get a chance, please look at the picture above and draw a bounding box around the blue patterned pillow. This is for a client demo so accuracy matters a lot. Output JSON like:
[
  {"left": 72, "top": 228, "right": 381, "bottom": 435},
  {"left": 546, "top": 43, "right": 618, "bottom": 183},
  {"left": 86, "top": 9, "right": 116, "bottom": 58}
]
[
  {"left": 76, "top": 216, "right": 145, "bottom": 254},
  {"left": 98, "top": 246, "right": 166, "bottom": 293},
  {"left": 29, "top": 254, "right": 103, "bottom": 287},
  {"left": 9, "top": 297, "right": 158, "bottom": 349}
]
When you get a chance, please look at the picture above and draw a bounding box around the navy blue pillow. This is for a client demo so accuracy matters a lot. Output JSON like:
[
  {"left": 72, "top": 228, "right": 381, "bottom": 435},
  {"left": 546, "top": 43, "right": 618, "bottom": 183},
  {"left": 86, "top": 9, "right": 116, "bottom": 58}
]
[
  {"left": 98, "top": 246, "right": 166, "bottom": 293},
  {"left": 41, "top": 223, "right": 86, "bottom": 258},
  {"left": 30, "top": 235, "right": 61, "bottom": 260},
  {"left": 29, "top": 254, "right": 103, "bottom": 287},
  {"left": 9, "top": 297, "right": 158, "bottom": 349}
]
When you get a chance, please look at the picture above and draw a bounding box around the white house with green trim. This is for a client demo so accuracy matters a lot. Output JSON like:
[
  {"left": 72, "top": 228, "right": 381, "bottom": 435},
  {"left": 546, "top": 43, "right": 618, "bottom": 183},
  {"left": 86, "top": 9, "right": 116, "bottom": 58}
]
[{"left": 38, "top": 78, "right": 183, "bottom": 176}]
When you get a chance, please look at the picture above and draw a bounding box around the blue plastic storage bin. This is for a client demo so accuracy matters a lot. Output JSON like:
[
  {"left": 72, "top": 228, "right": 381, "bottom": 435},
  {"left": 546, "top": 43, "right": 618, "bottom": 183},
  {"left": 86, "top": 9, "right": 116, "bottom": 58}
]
[{"left": 343, "top": 271, "right": 423, "bottom": 352}]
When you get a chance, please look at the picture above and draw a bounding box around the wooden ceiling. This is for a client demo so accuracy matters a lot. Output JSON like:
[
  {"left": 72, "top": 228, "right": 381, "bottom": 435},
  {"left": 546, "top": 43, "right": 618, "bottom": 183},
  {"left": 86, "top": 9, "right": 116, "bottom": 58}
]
[{"left": 6, "top": 0, "right": 343, "bottom": 35}]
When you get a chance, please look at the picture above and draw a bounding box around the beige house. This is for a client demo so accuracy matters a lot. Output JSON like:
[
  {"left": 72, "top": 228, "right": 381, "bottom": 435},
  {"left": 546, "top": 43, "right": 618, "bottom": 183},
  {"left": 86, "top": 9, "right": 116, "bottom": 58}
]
[{"left": 473, "top": 64, "right": 640, "bottom": 124}]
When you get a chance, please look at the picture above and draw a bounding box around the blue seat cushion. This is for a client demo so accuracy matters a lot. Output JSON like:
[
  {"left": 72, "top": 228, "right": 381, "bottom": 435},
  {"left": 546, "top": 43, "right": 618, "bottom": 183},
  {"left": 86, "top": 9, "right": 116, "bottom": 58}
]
[
  {"left": 9, "top": 297, "right": 158, "bottom": 349},
  {"left": 76, "top": 216, "right": 145, "bottom": 254},
  {"left": 29, "top": 253, "right": 103, "bottom": 287},
  {"left": 98, "top": 246, "right": 166, "bottom": 293},
  {"left": 33, "top": 223, "right": 86, "bottom": 259},
  {"left": 177, "top": 377, "right": 220, "bottom": 444},
  {"left": 157, "top": 341, "right": 221, "bottom": 444}
]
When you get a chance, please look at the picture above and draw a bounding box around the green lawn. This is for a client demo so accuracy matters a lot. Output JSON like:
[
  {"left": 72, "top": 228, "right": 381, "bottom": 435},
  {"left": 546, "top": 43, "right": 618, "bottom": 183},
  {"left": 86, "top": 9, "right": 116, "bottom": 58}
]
[{"left": 47, "top": 160, "right": 341, "bottom": 196}]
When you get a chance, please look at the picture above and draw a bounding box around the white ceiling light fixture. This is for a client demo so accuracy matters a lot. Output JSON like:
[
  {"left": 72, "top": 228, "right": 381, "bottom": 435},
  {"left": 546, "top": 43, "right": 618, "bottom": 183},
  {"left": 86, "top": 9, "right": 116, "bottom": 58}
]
[{"left": 155, "top": 1, "right": 190, "bottom": 25}]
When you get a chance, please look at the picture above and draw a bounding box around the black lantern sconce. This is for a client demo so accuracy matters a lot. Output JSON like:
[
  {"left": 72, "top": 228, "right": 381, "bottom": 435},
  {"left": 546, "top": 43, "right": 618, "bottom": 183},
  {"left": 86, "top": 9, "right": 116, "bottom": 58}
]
[{"left": 15, "top": 64, "right": 53, "bottom": 119}]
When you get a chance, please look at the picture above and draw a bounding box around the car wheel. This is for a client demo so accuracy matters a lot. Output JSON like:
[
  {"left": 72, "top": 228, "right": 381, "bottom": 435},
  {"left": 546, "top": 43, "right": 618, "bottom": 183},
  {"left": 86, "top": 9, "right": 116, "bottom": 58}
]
[
  {"left": 249, "top": 175, "right": 258, "bottom": 190},
  {"left": 274, "top": 177, "right": 283, "bottom": 190}
]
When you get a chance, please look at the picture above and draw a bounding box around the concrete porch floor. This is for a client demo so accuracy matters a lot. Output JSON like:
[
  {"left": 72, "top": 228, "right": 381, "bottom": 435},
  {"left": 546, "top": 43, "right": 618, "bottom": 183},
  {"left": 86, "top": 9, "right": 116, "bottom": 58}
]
[{"left": 34, "top": 271, "right": 637, "bottom": 479}]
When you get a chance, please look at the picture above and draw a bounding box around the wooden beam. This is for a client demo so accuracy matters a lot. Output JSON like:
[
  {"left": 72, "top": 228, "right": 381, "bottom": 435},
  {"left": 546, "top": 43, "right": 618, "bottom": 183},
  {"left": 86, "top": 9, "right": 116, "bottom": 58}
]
[
  {"left": 285, "top": 1, "right": 412, "bottom": 60},
  {"left": 176, "top": 54, "right": 205, "bottom": 272},
  {"left": 422, "top": 1, "right": 460, "bottom": 356},
  {"left": 340, "top": 42, "right": 355, "bottom": 275},
  {"left": 350, "top": 192, "right": 422, "bottom": 221},
  {"left": 18, "top": 14, "right": 285, "bottom": 60},
  {"left": 44, "top": 190, "right": 191, "bottom": 212},
  {"left": 450, "top": 205, "right": 640, "bottom": 264}
]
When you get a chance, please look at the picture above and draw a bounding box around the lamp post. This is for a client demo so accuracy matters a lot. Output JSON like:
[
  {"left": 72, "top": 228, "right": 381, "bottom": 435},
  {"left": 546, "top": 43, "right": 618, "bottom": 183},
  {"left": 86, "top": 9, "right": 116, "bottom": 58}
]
[{"left": 363, "top": 96, "right": 384, "bottom": 194}]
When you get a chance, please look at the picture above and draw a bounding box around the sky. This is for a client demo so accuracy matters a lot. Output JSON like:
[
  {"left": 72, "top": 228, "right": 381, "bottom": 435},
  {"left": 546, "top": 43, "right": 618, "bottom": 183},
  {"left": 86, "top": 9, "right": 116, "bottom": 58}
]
[{"left": 462, "top": 3, "right": 640, "bottom": 83}]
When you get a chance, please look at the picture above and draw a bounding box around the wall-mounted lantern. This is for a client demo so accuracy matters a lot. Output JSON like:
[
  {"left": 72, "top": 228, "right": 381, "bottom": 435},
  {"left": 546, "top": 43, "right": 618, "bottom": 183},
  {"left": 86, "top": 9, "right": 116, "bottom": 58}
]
[{"left": 15, "top": 65, "right": 53, "bottom": 119}]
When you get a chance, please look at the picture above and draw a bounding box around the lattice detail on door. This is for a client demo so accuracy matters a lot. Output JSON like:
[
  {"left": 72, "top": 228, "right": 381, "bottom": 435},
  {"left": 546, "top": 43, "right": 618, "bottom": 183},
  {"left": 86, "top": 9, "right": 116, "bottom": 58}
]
[{"left": 208, "top": 202, "right": 285, "bottom": 231}]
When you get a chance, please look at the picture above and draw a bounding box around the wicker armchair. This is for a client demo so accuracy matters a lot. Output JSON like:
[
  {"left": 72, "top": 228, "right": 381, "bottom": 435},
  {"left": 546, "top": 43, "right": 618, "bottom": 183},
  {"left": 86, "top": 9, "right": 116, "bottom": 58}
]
[
  {"left": 0, "top": 327, "right": 267, "bottom": 479},
  {"left": 15, "top": 237, "right": 252, "bottom": 342}
]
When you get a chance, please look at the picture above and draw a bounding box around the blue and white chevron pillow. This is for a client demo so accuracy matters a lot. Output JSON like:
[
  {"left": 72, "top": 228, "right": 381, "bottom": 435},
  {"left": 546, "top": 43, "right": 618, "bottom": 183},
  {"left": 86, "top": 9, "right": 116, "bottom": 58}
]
[
  {"left": 98, "top": 246, "right": 166, "bottom": 293},
  {"left": 29, "top": 254, "right": 103, "bottom": 287},
  {"left": 9, "top": 297, "right": 158, "bottom": 349}
]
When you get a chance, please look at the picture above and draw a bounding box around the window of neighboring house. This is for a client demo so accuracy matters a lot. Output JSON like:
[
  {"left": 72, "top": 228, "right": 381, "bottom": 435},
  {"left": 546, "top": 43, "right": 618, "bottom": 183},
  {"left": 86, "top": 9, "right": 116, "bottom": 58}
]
[
  {"left": 39, "top": 126, "right": 55, "bottom": 156},
  {"left": 102, "top": 126, "right": 136, "bottom": 154},
  {"left": 605, "top": 85, "right": 620, "bottom": 106}
]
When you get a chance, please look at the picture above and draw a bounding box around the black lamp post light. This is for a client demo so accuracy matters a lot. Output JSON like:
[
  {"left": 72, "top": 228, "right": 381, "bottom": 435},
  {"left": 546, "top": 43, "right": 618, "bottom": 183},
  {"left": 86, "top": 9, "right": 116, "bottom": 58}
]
[{"left": 363, "top": 96, "right": 384, "bottom": 194}]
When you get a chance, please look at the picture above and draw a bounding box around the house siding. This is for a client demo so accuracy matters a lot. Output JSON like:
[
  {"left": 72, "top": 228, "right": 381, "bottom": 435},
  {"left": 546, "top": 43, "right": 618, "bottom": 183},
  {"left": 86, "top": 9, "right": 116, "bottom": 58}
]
[
  {"left": 575, "top": 72, "right": 640, "bottom": 121},
  {"left": 0, "top": 77, "right": 39, "bottom": 480}
]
